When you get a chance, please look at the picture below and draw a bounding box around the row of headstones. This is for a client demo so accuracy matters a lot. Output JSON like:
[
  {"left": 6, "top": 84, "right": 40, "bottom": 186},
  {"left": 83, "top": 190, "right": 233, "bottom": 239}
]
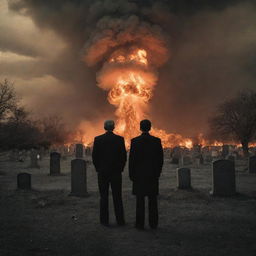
[
  {"left": 176, "top": 155, "right": 256, "bottom": 172},
  {"left": 18, "top": 159, "right": 255, "bottom": 197},
  {"left": 170, "top": 144, "right": 254, "bottom": 163},
  {"left": 49, "top": 149, "right": 86, "bottom": 175},
  {"left": 29, "top": 144, "right": 86, "bottom": 169},
  {"left": 17, "top": 158, "right": 88, "bottom": 197},
  {"left": 177, "top": 159, "right": 236, "bottom": 196},
  {"left": 177, "top": 158, "right": 256, "bottom": 196}
]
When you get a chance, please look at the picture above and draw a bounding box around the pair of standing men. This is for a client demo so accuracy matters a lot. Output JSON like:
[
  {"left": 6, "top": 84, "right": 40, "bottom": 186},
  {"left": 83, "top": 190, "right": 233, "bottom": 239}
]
[{"left": 92, "top": 119, "right": 163, "bottom": 229}]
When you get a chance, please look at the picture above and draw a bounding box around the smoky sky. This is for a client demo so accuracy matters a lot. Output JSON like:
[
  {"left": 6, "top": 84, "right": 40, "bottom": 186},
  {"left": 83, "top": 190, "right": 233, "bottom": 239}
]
[{"left": 2, "top": 0, "right": 256, "bottom": 137}]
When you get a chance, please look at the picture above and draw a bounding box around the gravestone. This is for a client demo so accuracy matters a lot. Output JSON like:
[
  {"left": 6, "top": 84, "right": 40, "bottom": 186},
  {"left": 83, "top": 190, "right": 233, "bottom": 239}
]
[
  {"left": 183, "top": 156, "right": 192, "bottom": 165},
  {"left": 39, "top": 147, "right": 45, "bottom": 161},
  {"left": 193, "top": 144, "right": 202, "bottom": 155},
  {"left": 248, "top": 156, "right": 256, "bottom": 173},
  {"left": 17, "top": 173, "right": 31, "bottom": 190},
  {"left": 171, "top": 146, "right": 182, "bottom": 164},
  {"left": 179, "top": 156, "right": 184, "bottom": 167},
  {"left": 62, "top": 146, "right": 69, "bottom": 160},
  {"left": 177, "top": 168, "right": 191, "bottom": 189},
  {"left": 211, "top": 150, "right": 218, "bottom": 158},
  {"left": 204, "top": 154, "right": 213, "bottom": 163},
  {"left": 75, "top": 144, "right": 84, "bottom": 158},
  {"left": 222, "top": 145, "right": 229, "bottom": 158},
  {"left": 227, "top": 155, "right": 235, "bottom": 162},
  {"left": 211, "top": 160, "right": 236, "bottom": 196},
  {"left": 70, "top": 159, "right": 87, "bottom": 197},
  {"left": 50, "top": 152, "right": 61, "bottom": 175},
  {"left": 164, "top": 148, "right": 171, "bottom": 159},
  {"left": 30, "top": 150, "right": 40, "bottom": 168},
  {"left": 85, "top": 147, "right": 91, "bottom": 156},
  {"left": 195, "top": 158, "right": 200, "bottom": 168},
  {"left": 199, "top": 154, "right": 204, "bottom": 164},
  {"left": 18, "top": 151, "right": 25, "bottom": 162},
  {"left": 69, "top": 144, "right": 75, "bottom": 156}
]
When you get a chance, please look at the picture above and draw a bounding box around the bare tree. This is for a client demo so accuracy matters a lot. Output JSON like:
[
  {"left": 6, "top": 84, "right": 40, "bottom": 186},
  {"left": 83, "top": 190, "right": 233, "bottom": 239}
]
[
  {"left": 209, "top": 90, "right": 256, "bottom": 157},
  {"left": 8, "top": 107, "right": 28, "bottom": 124},
  {"left": 0, "top": 79, "right": 17, "bottom": 121},
  {"left": 39, "top": 115, "right": 68, "bottom": 146}
]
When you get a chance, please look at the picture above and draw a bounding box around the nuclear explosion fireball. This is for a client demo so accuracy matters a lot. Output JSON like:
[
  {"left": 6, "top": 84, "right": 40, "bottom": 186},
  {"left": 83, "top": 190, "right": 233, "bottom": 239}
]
[
  {"left": 107, "top": 48, "right": 153, "bottom": 143},
  {"left": 82, "top": 11, "right": 216, "bottom": 148},
  {"left": 84, "top": 43, "right": 195, "bottom": 146}
]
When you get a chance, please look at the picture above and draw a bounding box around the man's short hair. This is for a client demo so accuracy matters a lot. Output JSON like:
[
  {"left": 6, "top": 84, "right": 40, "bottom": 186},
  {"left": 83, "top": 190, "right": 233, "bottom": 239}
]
[
  {"left": 104, "top": 120, "right": 115, "bottom": 131},
  {"left": 140, "top": 119, "right": 151, "bottom": 132}
]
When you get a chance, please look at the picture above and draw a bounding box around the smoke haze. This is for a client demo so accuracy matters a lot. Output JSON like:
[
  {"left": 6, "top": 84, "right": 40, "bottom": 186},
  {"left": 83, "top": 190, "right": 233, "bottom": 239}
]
[{"left": 1, "top": 0, "right": 256, "bottom": 137}]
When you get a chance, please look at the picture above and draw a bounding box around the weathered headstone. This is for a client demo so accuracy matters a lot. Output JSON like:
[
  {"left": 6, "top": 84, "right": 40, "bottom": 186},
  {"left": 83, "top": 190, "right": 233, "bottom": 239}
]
[
  {"left": 164, "top": 148, "right": 171, "bottom": 159},
  {"left": 50, "top": 152, "right": 61, "bottom": 175},
  {"left": 171, "top": 146, "right": 182, "bottom": 164},
  {"left": 222, "top": 145, "right": 230, "bottom": 158},
  {"left": 179, "top": 156, "right": 184, "bottom": 167},
  {"left": 61, "top": 146, "right": 69, "bottom": 160},
  {"left": 17, "top": 173, "right": 31, "bottom": 190},
  {"left": 204, "top": 154, "right": 213, "bottom": 163},
  {"left": 193, "top": 144, "right": 202, "bottom": 154},
  {"left": 195, "top": 158, "right": 200, "bottom": 168},
  {"left": 211, "top": 160, "right": 236, "bottom": 196},
  {"left": 30, "top": 149, "right": 40, "bottom": 168},
  {"left": 227, "top": 155, "right": 235, "bottom": 162},
  {"left": 199, "top": 154, "right": 204, "bottom": 164},
  {"left": 39, "top": 147, "right": 45, "bottom": 161},
  {"left": 202, "top": 146, "right": 210, "bottom": 154},
  {"left": 75, "top": 144, "right": 84, "bottom": 158},
  {"left": 177, "top": 168, "right": 191, "bottom": 189},
  {"left": 248, "top": 156, "right": 256, "bottom": 173},
  {"left": 69, "top": 144, "right": 75, "bottom": 156},
  {"left": 70, "top": 159, "right": 87, "bottom": 196},
  {"left": 211, "top": 150, "right": 219, "bottom": 158},
  {"left": 85, "top": 147, "right": 91, "bottom": 156},
  {"left": 183, "top": 156, "right": 192, "bottom": 165}
]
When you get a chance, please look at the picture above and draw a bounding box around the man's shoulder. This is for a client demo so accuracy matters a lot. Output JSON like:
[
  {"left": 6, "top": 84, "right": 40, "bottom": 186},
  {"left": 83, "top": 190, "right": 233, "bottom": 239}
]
[
  {"left": 113, "top": 133, "right": 124, "bottom": 140},
  {"left": 132, "top": 134, "right": 161, "bottom": 142},
  {"left": 94, "top": 134, "right": 105, "bottom": 140},
  {"left": 150, "top": 135, "right": 161, "bottom": 142},
  {"left": 131, "top": 135, "right": 141, "bottom": 143},
  {"left": 95, "top": 132, "right": 124, "bottom": 141}
]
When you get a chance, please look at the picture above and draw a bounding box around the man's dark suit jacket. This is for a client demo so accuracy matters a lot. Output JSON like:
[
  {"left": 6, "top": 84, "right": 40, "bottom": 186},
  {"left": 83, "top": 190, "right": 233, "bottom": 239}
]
[
  {"left": 129, "top": 132, "right": 164, "bottom": 196},
  {"left": 92, "top": 131, "right": 127, "bottom": 175}
]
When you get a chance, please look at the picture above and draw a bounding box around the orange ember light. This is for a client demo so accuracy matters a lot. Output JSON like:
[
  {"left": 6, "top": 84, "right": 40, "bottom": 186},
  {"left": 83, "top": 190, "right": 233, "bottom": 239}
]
[
  {"left": 107, "top": 48, "right": 153, "bottom": 145},
  {"left": 104, "top": 48, "right": 194, "bottom": 147}
]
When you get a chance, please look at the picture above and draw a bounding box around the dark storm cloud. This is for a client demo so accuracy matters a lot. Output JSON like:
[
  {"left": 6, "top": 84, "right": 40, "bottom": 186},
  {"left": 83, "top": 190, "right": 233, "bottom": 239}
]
[{"left": 6, "top": 0, "right": 256, "bottom": 136}]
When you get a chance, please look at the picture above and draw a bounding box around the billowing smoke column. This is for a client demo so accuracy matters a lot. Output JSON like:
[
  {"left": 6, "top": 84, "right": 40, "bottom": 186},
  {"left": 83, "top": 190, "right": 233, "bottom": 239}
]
[
  {"left": 7, "top": 0, "right": 256, "bottom": 147},
  {"left": 83, "top": 10, "right": 170, "bottom": 144}
]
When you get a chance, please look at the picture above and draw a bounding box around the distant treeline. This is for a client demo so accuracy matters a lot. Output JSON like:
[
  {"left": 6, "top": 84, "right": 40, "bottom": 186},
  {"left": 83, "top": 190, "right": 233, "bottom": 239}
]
[{"left": 0, "top": 80, "right": 69, "bottom": 150}]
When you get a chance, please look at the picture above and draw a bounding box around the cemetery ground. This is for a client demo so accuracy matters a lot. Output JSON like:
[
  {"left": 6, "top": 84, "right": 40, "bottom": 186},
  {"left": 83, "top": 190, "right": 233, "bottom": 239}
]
[{"left": 0, "top": 154, "right": 256, "bottom": 256}]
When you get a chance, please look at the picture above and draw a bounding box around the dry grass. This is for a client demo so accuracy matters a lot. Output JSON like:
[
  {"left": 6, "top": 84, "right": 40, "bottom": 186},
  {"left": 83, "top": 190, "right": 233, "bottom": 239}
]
[{"left": 0, "top": 154, "right": 256, "bottom": 256}]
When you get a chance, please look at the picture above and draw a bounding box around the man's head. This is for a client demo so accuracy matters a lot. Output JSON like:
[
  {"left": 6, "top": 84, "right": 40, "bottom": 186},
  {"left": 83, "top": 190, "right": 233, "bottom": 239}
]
[
  {"left": 140, "top": 119, "right": 151, "bottom": 132},
  {"left": 104, "top": 120, "right": 115, "bottom": 131}
]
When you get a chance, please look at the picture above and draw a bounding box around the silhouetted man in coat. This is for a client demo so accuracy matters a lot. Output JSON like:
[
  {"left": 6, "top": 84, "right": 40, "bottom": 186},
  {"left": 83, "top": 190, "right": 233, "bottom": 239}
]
[
  {"left": 129, "top": 119, "right": 163, "bottom": 229},
  {"left": 92, "top": 120, "right": 127, "bottom": 226}
]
